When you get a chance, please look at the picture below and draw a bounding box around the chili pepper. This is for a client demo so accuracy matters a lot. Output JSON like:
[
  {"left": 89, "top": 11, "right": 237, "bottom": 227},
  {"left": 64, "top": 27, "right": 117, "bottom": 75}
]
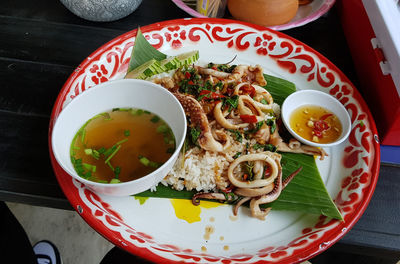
[
  {"left": 199, "top": 90, "right": 226, "bottom": 100},
  {"left": 314, "top": 120, "right": 329, "bottom": 131},
  {"left": 240, "top": 114, "right": 257, "bottom": 123},
  {"left": 188, "top": 80, "right": 195, "bottom": 85},
  {"left": 243, "top": 174, "right": 249, "bottom": 181},
  {"left": 264, "top": 166, "right": 271, "bottom": 178},
  {"left": 221, "top": 185, "right": 235, "bottom": 193},
  {"left": 314, "top": 130, "right": 322, "bottom": 138},
  {"left": 213, "top": 93, "right": 225, "bottom": 99},
  {"left": 239, "top": 84, "right": 256, "bottom": 98},
  {"left": 320, "top": 113, "right": 333, "bottom": 120},
  {"left": 199, "top": 90, "right": 211, "bottom": 96},
  {"left": 185, "top": 71, "right": 191, "bottom": 79}
]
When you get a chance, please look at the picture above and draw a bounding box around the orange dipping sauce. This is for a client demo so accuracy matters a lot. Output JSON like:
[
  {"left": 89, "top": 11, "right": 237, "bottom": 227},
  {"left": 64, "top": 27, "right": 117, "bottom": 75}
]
[{"left": 289, "top": 105, "right": 342, "bottom": 144}]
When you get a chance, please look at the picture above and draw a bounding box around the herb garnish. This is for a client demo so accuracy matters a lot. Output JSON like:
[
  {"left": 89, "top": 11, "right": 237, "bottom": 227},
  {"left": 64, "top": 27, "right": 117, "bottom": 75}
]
[
  {"left": 266, "top": 119, "right": 277, "bottom": 134},
  {"left": 217, "top": 64, "right": 237, "bottom": 73},
  {"left": 114, "top": 166, "right": 121, "bottom": 179},
  {"left": 101, "top": 112, "right": 111, "bottom": 119},
  {"left": 233, "top": 152, "right": 242, "bottom": 159},
  {"left": 253, "top": 143, "right": 277, "bottom": 152},
  {"left": 150, "top": 115, "right": 160, "bottom": 123},
  {"left": 190, "top": 127, "right": 201, "bottom": 146},
  {"left": 109, "top": 178, "right": 121, "bottom": 184},
  {"left": 116, "top": 138, "right": 128, "bottom": 145},
  {"left": 204, "top": 80, "right": 214, "bottom": 91},
  {"left": 252, "top": 143, "right": 264, "bottom": 150},
  {"left": 215, "top": 81, "right": 223, "bottom": 90},
  {"left": 84, "top": 148, "right": 100, "bottom": 160},
  {"left": 179, "top": 67, "right": 202, "bottom": 96},
  {"left": 244, "top": 162, "right": 254, "bottom": 181},
  {"left": 104, "top": 145, "right": 121, "bottom": 164},
  {"left": 80, "top": 129, "right": 86, "bottom": 144},
  {"left": 156, "top": 124, "right": 168, "bottom": 133},
  {"left": 222, "top": 95, "right": 239, "bottom": 111},
  {"left": 83, "top": 163, "right": 96, "bottom": 173},
  {"left": 97, "top": 147, "right": 106, "bottom": 154},
  {"left": 228, "top": 129, "right": 243, "bottom": 143},
  {"left": 104, "top": 145, "right": 117, "bottom": 157},
  {"left": 197, "top": 92, "right": 211, "bottom": 101},
  {"left": 138, "top": 155, "right": 160, "bottom": 168},
  {"left": 106, "top": 161, "right": 114, "bottom": 171},
  {"left": 130, "top": 109, "right": 144, "bottom": 116},
  {"left": 245, "top": 121, "right": 264, "bottom": 134}
]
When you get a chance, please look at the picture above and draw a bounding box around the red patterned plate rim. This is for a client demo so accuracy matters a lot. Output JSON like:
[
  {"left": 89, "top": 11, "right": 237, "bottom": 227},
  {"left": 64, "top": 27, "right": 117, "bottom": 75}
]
[{"left": 48, "top": 18, "right": 380, "bottom": 263}]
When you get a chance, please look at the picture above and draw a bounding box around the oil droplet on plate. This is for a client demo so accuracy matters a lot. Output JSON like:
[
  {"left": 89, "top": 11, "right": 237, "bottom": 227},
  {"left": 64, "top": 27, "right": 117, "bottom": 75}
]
[
  {"left": 220, "top": 236, "right": 224, "bottom": 241},
  {"left": 171, "top": 199, "right": 201, "bottom": 223},
  {"left": 201, "top": 246, "right": 207, "bottom": 252},
  {"left": 210, "top": 217, "right": 215, "bottom": 222},
  {"left": 204, "top": 225, "right": 215, "bottom": 240},
  {"left": 134, "top": 196, "right": 149, "bottom": 205},
  {"left": 223, "top": 245, "right": 229, "bottom": 251},
  {"left": 229, "top": 215, "right": 238, "bottom": 221},
  {"left": 170, "top": 199, "right": 222, "bottom": 223},
  {"left": 200, "top": 201, "right": 222, "bottom": 209}
]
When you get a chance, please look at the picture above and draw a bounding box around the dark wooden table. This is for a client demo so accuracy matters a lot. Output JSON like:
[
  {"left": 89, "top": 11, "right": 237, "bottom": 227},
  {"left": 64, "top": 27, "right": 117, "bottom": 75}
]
[{"left": 1, "top": 0, "right": 399, "bottom": 262}]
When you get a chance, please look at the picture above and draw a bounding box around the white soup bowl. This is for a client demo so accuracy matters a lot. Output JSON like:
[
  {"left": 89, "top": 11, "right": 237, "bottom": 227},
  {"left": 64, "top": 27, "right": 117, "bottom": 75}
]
[{"left": 51, "top": 79, "right": 187, "bottom": 196}]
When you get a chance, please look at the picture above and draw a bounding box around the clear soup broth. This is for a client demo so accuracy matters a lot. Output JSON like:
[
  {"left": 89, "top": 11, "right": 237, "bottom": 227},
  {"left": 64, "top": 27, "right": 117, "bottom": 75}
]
[{"left": 70, "top": 108, "right": 175, "bottom": 184}]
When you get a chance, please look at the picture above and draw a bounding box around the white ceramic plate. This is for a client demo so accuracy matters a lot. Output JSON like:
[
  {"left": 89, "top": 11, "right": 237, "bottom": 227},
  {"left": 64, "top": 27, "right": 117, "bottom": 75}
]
[{"left": 49, "top": 18, "right": 380, "bottom": 263}]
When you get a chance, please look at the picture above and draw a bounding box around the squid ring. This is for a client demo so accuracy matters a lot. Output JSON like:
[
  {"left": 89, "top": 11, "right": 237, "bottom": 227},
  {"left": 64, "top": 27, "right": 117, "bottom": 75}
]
[
  {"left": 214, "top": 102, "right": 249, "bottom": 130},
  {"left": 227, "top": 153, "right": 280, "bottom": 188},
  {"left": 237, "top": 95, "right": 264, "bottom": 117}
]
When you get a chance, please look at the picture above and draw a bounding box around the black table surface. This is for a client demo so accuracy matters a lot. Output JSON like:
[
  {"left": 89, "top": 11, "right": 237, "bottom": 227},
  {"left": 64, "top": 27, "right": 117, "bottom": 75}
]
[{"left": 1, "top": 0, "right": 399, "bottom": 261}]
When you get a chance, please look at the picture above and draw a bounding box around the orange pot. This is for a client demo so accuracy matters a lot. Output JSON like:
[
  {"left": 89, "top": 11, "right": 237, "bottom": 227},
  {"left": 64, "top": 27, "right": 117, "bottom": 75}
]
[{"left": 227, "top": 0, "right": 299, "bottom": 27}]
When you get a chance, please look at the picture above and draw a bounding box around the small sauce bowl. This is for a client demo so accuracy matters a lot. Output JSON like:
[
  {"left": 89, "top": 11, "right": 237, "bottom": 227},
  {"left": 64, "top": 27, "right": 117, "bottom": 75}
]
[
  {"left": 281, "top": 90, "right": 351, "bottom": 148},
  {"left": 51, "top": 79, "right": 187, "bottom": 196}
]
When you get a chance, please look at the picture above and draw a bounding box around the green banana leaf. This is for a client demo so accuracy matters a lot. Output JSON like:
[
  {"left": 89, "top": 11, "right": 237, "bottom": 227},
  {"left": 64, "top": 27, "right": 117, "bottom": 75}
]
[
  {"left": 270, "top": 153, "right": 342, "bottom": 219},
  {"left": 136, "top": 152, "right": 342, "bottom": 220},
  {"left": 127, "top": 28, "right": 167, "bottom": 73},
  {"left": 128, "top": 29, "right": 342, "bottom": 220}
]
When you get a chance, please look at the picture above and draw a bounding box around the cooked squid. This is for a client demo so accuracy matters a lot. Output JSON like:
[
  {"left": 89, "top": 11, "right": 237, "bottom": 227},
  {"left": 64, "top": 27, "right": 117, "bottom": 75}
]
[{"left": 153, "top": 63, "right": 326, "bottom": 220}]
